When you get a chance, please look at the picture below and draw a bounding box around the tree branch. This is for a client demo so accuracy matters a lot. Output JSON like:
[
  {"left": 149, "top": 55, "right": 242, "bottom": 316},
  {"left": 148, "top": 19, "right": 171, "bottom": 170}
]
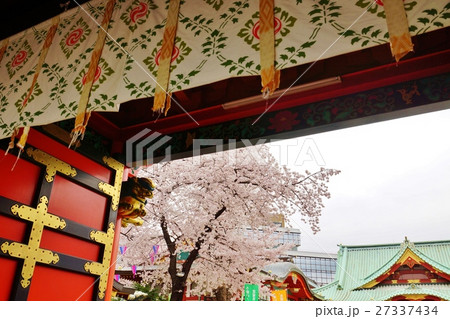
[
  {"left": 160, "top": 215, "right": 178, "bottom": 282},
  {"left": 182, "top": 206, "right": 227, "bottom": 278}
]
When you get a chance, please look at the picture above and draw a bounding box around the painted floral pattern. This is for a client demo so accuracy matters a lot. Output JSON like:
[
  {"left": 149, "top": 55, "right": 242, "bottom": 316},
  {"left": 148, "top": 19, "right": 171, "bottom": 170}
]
[
  {"left": 6, "top": 40, "right": 33, "bottom": 78},
  {"left": 268, "top": 110, "right": 300, "bottom": 132},
  {"left": 238, "top": 7, "right": 297, "bottom": 51},
  {"left": 120, "top": 0, "right": 157, "bottom": 32},
  {"left": 0, "top": 0, "right": 448, "bottom": 139},
  {"left": 59, "top": 18, "right": 92, "bottom": 59},
  {"left": 143, "top": 37, "right": 191, "bottom": 76},
  {"left": 74, "top": 58, "right": 115, "bottom": 93}
]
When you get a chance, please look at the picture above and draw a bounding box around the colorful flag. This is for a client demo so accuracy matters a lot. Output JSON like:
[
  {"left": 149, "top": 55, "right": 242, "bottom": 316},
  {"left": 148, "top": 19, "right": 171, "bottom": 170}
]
[
  {"left": 119, "top": 246, "right": 127, "bottom": 255},
  {"left": 131, "top": 265, "right": 137, "bottom": 277},
  {"left": 114, "top": 274, "right": 120, "bottom": 281},
  {"left": 149, "top": 245, "right": 160, "bottom": 264}
]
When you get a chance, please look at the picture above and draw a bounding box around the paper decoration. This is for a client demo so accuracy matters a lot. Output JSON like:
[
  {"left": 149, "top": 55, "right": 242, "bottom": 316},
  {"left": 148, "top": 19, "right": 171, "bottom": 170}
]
[
  {"left": 131, "top": 265, "right": 137, "bottom": 277},
  {"left": 152, "top": 0, "right": 181, "bottom": 115},
  {"left": 119, "top": 245, "right": 127, "bottom": 255},
  {"left": 382, "top": 0, "right": 414, "bottom": 62},
  {"left": 0, "top": 0, "right": 447, "bottom": 140},
  {"left": 114, "top": 274, "right": 120, "bottom": 281},
  {"left": 259, "top": 0, "right": 280, "bottom": 97},
  {"left": 70, "top": 0, "right": 116, "bottom": 146},
  {"left": 6, "top": 17, "right": 59, "bottom": 160},
  {"left": 149, "top": 245, "right": 160, "bottom": 264}
]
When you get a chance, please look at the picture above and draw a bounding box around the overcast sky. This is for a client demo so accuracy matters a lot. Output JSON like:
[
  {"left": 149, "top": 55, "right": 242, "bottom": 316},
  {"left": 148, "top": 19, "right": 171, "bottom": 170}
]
[{"left": 268, "top": 108, "right": 450, "bottom": 254}]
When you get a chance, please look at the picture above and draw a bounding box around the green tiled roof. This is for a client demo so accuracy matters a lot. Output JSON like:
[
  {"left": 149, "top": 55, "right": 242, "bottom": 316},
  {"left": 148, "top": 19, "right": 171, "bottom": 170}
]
[
  {"left": 315, "top": 283, "right": 450, "bottom": 301},
  {"left": 313, "top": 239, "right": 450, "bottom": 301}
]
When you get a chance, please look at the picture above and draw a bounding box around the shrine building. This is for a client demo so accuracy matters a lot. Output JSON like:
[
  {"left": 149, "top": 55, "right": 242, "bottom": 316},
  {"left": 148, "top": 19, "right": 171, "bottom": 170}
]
[
  {"left": 314, "top": 238, "right": 450, "bottom": 301},
  {"left": 0, "top": 0, "right": 449, "bottom": 300},
  {"left": 262, "top": 262, "right": 322, "bottom": 301}
]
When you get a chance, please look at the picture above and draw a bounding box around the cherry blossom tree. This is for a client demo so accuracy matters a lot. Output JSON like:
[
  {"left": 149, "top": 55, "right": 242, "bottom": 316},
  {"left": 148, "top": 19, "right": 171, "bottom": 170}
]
[{"left": 119, "top": 145, "right": 339, "bottom": 301}]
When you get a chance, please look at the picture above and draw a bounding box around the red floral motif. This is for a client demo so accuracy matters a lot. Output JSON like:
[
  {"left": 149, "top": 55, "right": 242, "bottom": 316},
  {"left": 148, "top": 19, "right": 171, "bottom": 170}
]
[
  {"left": 130, "top": 2, "right": 148, "bottom": 23},
  {"left": 155, "top": 46, "right": 180, "bottom": 66},
  {"left": 268, "top": 110, "right": 300, "bottom": 133},
  {"left": 11, "top": 50, "right": 27, "bottom": 68},
  {"left": 82, "top": 66, "right": 102, "bottom": 85},
  {"left": 252, "top": 17, "right": 282, "bottom": 40},
  {"left": 66, "top": 28, "right": 83, "bottom": 47}
]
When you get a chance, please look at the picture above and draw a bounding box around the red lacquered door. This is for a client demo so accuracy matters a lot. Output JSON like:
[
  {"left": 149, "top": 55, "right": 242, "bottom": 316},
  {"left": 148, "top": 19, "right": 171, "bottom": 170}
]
[{"left": 0, "top": 129, "right": 123, "bottom": 300}]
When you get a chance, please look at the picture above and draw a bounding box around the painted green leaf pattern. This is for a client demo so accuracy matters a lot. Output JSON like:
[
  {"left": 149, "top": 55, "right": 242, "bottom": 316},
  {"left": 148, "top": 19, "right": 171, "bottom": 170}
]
[{"left": 0, "top": 0, "right": 448, "bottom": 139}]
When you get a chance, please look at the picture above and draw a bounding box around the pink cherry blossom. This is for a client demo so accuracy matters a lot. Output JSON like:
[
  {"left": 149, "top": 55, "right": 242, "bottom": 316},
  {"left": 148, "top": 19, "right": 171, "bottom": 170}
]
[{"left": 119, "top": 145, "right": 339, "bottom": 300}]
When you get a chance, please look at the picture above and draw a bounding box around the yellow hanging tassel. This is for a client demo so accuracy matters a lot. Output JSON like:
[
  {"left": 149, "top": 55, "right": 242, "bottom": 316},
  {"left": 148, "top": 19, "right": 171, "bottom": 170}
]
[
  {"left": 5, "top": 128, "right": 18, "bottom": 156},
  {"left": 14, "top": 16, "right": 60, "bottom": 154},
  {"left": 152, "top": 0, "right": 181, "bottom": 115},
  {"left": 4, "top": 17, "right": 59, "bottom": 168},
  {"left": 16, "top": 126, "right": 30, "bottom": 151},
  {"left": 1, "top": 39, "right": 9, "bottom": 155},
  {"left": 21, "top": 17, "right": 60, "bottom": 113},
  {"left": 5, "top": 127, "right": 29, "bottom": 171},
  {"left": 383, "top": 0, "right": 413, "bottom": 62},
  {"left": 70, "top": 0, "right": 116, "bottom": 147},
  {"left": 259, "top": 0, "right": 280, "bottom": 97}
]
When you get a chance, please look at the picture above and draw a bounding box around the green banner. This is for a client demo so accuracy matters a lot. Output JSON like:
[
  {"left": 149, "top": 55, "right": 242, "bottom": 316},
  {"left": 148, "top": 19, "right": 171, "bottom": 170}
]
[{"left": 244, "top": 284, "right": 259, "bottom": 301}]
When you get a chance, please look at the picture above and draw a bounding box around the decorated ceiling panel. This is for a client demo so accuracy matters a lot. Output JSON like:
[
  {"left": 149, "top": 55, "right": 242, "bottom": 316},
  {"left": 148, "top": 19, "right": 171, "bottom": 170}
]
[{"left": 0, "top": 0, "right": 449, "bottom": 141}]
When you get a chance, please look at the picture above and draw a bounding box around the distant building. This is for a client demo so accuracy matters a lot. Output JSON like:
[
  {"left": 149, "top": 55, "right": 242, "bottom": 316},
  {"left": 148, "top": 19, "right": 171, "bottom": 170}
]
[
  {"left": 314, "top": 238, "right": 450, "bottom": 301},
  {"left": 274, "top": 227, "right": 302, "bottom": 250},
  {"left": 286, "top": 251, "right": 338, "bottom": 287},
  {"left": 243, "top": 225, "right": 302, "bottom": 251},
  {"left": 267, "top": 216, "right": 337, "bottom": 287},
  {"left": 248, "top": 215, "right": 338, "bottom": 287}
]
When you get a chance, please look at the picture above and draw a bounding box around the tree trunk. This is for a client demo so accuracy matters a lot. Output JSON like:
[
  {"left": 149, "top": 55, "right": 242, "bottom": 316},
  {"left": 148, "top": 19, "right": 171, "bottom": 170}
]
[
  {"left": 163, "top": 207, "right": 227, "bottom": 301},
  {"left": 170, "top": 277, "right": 186, "bottom": 301},
  {"left": 214, "top": 285, "right": 230, "bottom": 301}
]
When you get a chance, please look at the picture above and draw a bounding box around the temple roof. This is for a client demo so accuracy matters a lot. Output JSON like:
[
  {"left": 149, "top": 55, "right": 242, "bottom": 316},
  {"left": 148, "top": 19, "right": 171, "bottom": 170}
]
[
  {"left": 0, "top": 1, "right": 449, "bottom": 164},
  {"left": 314, "top": 238, "right": 450, "bottom": 301},
  {"left": 262, "top": 261, "right": 322, "bottom": 300},
  {"left": 315, "top": 282, "right": 450, "bottom": 301},
  {"left": 262, "top": 262, "right": 310, "bottom": 282}
]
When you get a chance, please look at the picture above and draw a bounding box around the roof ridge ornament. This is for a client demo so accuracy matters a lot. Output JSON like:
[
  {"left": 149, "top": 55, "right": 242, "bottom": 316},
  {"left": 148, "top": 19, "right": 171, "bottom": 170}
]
[{"left": 401, "top": 236, "right": 415, "bottom": 250}]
